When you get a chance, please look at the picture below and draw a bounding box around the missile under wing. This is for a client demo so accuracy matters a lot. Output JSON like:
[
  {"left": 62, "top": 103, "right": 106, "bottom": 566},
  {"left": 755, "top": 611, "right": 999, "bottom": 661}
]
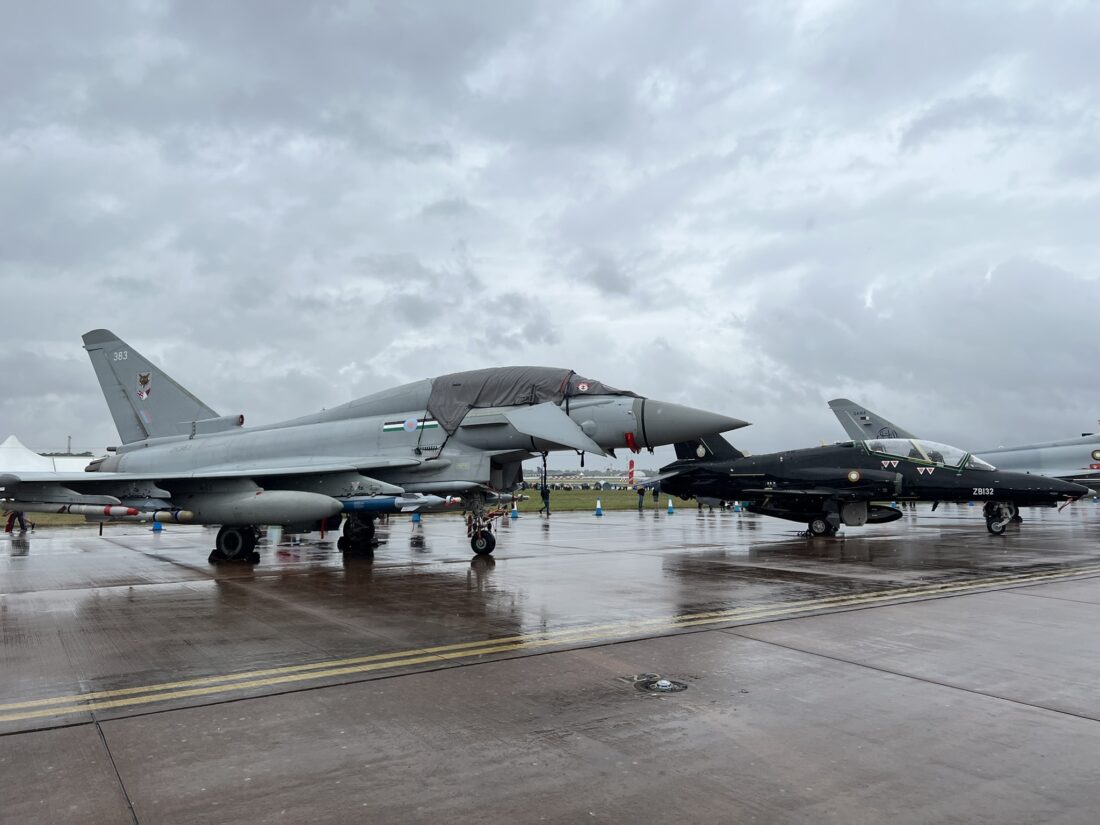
[{"left": 0, "top": 330, "right": 748, "bottom": 563}]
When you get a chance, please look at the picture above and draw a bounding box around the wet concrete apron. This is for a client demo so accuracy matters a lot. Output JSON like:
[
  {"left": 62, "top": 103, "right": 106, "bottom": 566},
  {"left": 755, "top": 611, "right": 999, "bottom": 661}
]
[{"left": 2, "top": 503, "right": 1100, "bottom": 823}]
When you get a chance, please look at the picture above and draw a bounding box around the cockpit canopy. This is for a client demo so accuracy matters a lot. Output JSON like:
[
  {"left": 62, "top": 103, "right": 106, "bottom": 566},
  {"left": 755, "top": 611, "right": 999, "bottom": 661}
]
[
  {"left": 864, "top": 438, "right": 996, "bottom": 470},
  {"left": 428, "top": 367, "right": 636, "bottom": 435}
]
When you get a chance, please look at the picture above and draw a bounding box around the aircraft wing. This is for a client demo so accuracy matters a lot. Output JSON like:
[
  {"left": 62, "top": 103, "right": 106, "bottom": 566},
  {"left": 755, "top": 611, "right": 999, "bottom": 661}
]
[
  {"left": 0, "top": 457, "right": 420, "bottom": 485},
  {"left": 637, "top": 470, "right": 686, "bottom": 486},
  {"left": 0, "top": 455, "right": 424, "bottom": 510},
  {"left": 741, "top": 487, "right": 860, "bottom": 497},
  {"left": 1034, "top": 469, "right": 1100, "bottom": 488},
  {"left": 503, "top": 402, "right": 607, "bottom": 456}
]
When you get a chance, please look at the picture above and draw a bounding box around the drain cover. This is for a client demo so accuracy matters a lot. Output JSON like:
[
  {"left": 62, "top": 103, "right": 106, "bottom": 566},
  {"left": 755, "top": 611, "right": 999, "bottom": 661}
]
[{"left": 632, "top": 674, "right": 688, "bottom": 693}]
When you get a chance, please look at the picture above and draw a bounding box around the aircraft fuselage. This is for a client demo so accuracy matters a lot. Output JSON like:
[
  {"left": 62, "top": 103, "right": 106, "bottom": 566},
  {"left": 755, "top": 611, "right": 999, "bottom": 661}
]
[{"left": 661, "top": 441, "right": 1088, "bottom": 533}]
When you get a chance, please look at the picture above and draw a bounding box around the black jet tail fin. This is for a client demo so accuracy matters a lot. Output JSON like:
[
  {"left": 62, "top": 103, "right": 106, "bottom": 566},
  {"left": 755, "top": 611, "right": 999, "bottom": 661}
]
[
  {"left": 674, "top": 433, "right": 744, "bottom": 461},
  {"left": 828, "top": 398, "right": 918, "bottom": 441}
]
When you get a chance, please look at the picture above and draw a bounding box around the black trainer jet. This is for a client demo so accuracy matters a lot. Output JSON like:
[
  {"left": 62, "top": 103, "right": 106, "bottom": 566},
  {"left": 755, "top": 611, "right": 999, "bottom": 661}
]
[{"left": 658, "top": 434, "right": 1089, "bottom": 536}]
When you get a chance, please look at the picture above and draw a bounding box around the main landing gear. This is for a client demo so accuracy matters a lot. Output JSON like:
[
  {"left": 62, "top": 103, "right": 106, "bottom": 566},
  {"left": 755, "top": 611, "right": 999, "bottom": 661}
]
[
  {"left": 338, "top": 513, "right": 378, "bottom": 556},
  {"left": 807, "top": 499, "right": 842, "bottom": 537},
  {"left": 983, "top": 501, "right": 1018, "bottom": 535},
  {"left": 807, "top": 516, "right": 837, "bottom": 537},
  {"left": 209, "top": 526, "right": 260, "bottom": 564}
]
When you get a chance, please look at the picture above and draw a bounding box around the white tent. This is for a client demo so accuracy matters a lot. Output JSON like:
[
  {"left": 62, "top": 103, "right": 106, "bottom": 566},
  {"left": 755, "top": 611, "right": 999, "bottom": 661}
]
[{"left": 0, "top": 435, "right": 96, "bottom": 473}]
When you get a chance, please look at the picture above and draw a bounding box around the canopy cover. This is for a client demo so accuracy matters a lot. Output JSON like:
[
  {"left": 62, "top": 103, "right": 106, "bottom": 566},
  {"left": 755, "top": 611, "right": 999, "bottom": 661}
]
[{"left": 427, "top": 367, "right": 635, "bottom": 435}]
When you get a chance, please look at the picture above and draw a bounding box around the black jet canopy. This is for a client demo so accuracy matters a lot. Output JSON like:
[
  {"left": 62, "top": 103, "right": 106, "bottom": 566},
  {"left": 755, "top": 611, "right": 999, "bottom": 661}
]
[{"left": 427, "top": 367, "right": 636, "bottom": 435}]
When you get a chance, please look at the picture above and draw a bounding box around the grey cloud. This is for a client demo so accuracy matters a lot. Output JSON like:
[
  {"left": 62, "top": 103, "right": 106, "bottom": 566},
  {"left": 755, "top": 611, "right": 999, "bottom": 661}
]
[
  {"left": 575, "top": 249, "right": 630, "bottom": 295},
  {"left": 900, "top": 92, "right": 1035, "bottom": 152},
  {"left": 738, "top": 257, "right": 1100, "bottom": 448},
  {"left": 0, "top": 0, "right": 1097, "bottom": 467},
  {"left": 420, "top": 198, "right": 478, "bottom": 219},
  {"left": 1054, "top": 139, "right": 1100, "bottom": 181}
]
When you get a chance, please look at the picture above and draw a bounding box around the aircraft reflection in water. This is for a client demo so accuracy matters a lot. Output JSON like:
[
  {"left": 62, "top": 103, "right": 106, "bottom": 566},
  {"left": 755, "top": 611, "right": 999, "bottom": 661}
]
[
  {"left": 658, "top": 433, "right": 1088, "bottom": 536},
  {"left": 0, "top": 330, "right": 745, "bottom": 563}
]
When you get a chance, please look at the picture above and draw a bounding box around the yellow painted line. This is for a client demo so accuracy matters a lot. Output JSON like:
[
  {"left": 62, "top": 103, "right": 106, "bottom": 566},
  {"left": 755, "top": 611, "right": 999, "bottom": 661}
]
[
  {"left": 0, "top": 636, "right": 531, "bottom": 711},
  {"left": 3, "top": 563, "right": 1099, "bottom": 724}
]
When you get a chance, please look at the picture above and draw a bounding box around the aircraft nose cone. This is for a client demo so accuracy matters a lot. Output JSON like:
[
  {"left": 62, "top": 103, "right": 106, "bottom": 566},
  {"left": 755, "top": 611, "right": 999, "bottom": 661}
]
[
  {"left": 642, "top": 400, "right": 748, "bottom": 448},
  {"left": 1060, "top": 479, "right": 1091, "bottom": 498}
]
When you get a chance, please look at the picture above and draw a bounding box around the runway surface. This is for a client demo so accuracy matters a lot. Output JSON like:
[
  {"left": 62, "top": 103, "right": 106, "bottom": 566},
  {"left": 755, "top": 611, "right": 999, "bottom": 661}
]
[{"left": 3, "top": 503, "right": 1100, "bottom": 823}]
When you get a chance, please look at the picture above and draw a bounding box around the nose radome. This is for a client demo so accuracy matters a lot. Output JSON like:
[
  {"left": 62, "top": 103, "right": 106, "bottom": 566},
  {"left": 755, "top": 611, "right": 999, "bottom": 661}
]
[
  {"left": 642, "top": 399, "right": 749, "bottom": 448},
  {"left": 1060, "top": 479, "right": 1091, "bottom": 497}
]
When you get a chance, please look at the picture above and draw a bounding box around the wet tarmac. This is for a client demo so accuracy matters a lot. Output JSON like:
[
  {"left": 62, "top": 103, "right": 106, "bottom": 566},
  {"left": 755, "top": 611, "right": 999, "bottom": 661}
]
[{"left": 3, "top": 503, "right": 1100, "bottom": 823}]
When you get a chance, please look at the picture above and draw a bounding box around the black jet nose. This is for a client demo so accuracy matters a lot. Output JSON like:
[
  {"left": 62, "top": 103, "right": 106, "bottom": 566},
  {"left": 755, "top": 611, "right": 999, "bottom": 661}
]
[{"left": 1057, "top": 479, "right": 1092, "bottom": 499}]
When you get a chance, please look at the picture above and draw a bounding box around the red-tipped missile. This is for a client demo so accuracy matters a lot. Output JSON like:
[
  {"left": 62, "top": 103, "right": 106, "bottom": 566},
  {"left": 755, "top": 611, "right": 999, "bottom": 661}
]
[
  {"left": 13, "top": 502, "right": 195, "bottom": 522},
  {"left": 16, "top": 503, "right": 140, "bottom": 518}
]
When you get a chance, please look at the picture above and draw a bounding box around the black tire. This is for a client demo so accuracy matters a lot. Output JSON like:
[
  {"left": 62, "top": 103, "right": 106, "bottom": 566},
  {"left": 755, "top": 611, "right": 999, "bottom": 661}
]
[
  {"left": 337, "top": 536, "right": 349, "bottom": 551},
  {"left": 345, "top": 538, "right": 375, "bottom": 557},
  {"left": 986, "top": 518, "right": 1007, "bottom": 535},
  {"left": 808, "top": 517, "right": 831, "bottom": 537},
  {"left": 471, "top": 531, "right": 497, "bottom": 555},
  {"left": 215, "top": 527, "right": 248, "bottom": 559}
]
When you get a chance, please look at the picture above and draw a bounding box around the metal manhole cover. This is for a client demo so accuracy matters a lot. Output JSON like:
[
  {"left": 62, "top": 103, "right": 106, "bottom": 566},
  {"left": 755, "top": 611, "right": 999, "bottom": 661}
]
[{"left": 629, "top": 673, "right": 688, "bottom": 693}]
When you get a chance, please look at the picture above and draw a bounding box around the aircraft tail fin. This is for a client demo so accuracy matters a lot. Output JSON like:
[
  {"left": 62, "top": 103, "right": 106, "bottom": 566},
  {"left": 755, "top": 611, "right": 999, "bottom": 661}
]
[
  {"left": 828, "top": 398, "right": 918, "bottom": 441},
  {"left": 674, "top": 433, "right": 744, "bottom": 461},
  {"left": 82, "top": 329, "right": 219, "bottom": 444}
]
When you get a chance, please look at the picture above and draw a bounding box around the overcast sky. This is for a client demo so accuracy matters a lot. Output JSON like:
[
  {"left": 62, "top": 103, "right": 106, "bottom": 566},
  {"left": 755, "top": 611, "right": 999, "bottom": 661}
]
[{"left": 1, "top": 0, "right": 1097, "bottom": 468}]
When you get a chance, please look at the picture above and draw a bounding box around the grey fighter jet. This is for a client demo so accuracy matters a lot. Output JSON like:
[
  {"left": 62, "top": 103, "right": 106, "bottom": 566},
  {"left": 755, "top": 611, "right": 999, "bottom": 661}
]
[{"left": 0, "top": 330, "right": 746, "bottom": 562}]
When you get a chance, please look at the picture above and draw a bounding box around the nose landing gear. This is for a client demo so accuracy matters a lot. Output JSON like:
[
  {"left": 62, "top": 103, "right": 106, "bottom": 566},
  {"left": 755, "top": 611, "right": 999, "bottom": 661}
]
[
  {"left": 466, "top": 492, "right": 506, "bottom": 555},
  {"left": 471, "top": 529, "right": 496, "bottom": 555},
  {"left": 983, "top": 501, "right": 1017, "bottom": 535}
]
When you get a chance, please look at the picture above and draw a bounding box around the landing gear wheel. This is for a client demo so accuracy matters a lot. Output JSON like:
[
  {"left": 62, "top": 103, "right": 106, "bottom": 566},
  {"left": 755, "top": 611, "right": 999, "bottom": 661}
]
[
  {"left": 808, "top": 517, "right": 833, "bottom": 537},
  {"left": 212, "top": 526, "right": 259, "bottom": 563},
  {"left": 985, "top": 501, "right": 1013, "bottom": 535},
  {"left": 341, "top": 514, "right": 377, "bottom": 555},
  {"left": 471, "top": 530, "right": 496, "bottom": 555},
  {"left": 345, "top": 541, "right": 375, "bottom": 558}
]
